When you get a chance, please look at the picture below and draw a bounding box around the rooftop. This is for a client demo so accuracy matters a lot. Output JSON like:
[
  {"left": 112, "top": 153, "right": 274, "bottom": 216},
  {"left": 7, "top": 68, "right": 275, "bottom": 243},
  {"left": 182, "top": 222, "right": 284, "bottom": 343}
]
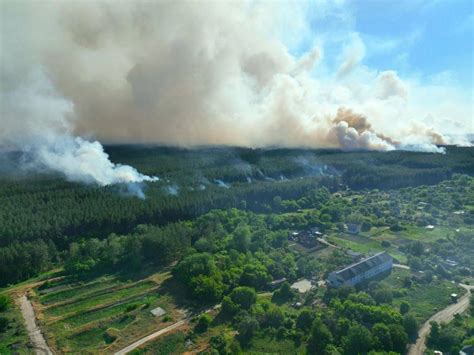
[
  {"left": 150, "top": 306, "right": 166, "bottom": 317},
  {"left": 332, "top": 252, "right": 392, "bottom": 282}
]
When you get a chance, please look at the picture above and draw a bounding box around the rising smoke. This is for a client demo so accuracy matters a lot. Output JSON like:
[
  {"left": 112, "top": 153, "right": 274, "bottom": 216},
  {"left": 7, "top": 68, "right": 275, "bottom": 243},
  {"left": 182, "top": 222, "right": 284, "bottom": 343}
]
[
  {"left": 0, "top": 1, "right": 471, "bottom": 187},
  {"left": 0, "top": 67, "right": 158, "bottom": 194}
]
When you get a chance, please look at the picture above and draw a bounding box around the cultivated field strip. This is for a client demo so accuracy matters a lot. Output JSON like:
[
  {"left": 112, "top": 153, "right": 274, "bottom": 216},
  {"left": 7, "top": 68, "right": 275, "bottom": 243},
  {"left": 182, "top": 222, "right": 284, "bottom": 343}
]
[
  {"left": 39, "top": 277, "right": 121, "bottom": 305},
  {"left": 48, "top": 293, "right": 160, "bottom": 333},
  {"left": 36, "top": 275, "right": 176, "bottom": 352},
  {"left": 43, "top": 280, "right": 157, "bottom": 318}
]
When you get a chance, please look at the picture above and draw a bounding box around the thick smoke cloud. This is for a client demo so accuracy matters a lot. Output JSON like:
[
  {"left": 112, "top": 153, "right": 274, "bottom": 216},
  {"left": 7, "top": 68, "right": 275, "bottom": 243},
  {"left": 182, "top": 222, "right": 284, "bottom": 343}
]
[
  {"left": 0, "top": 68, "right": 158, "bottom": 190},
  {"left": 1, "top": 0, "right": 471, "bottom": 186}
]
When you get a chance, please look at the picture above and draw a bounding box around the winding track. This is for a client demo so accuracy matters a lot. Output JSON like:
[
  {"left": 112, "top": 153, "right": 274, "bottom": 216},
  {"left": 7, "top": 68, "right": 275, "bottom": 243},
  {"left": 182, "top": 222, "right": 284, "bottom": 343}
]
[
  {"left": 19, "top": 294, "right": 53, "bottom": 355},
  {"left": 408, "top": 284, "right": 473, "bottom": 355},
  {"left": 114, "top": 320, "right": 186, "bottom": 355}
]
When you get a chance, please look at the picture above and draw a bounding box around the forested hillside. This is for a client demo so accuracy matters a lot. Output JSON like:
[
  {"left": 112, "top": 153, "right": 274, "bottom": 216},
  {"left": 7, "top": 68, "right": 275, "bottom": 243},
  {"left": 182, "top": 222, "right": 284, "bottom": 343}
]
[{"left": 0, "top": 146, "right": 473, "bottom": 287}]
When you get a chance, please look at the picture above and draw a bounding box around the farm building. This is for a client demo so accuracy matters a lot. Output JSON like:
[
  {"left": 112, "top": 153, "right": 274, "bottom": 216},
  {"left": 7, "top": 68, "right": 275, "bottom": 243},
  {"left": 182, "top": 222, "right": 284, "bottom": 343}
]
[{"left": 327, "top": 251, "right": 393, "bottom": 288}]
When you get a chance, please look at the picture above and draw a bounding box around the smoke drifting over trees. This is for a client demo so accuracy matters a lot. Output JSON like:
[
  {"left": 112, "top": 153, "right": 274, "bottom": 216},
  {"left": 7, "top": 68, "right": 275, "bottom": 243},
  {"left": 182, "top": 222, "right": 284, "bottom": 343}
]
[{"left": 0, "top": 1, "right": 471, "bottom": 185}]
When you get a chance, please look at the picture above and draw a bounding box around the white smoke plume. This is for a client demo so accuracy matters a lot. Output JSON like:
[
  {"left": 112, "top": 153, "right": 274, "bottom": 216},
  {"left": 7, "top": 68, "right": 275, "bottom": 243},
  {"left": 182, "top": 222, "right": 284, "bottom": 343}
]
[
  {"left": 0, "top": 0, "right": 471, "bottom": 183},
  {"left": 0, "top": 68, "right": 158, "bottom": 192}
]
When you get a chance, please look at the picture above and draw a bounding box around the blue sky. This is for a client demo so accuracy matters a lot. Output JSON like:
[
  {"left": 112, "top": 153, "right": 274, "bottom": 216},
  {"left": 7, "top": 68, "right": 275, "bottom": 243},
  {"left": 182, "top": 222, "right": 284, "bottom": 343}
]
[{"left": 291, "top": 0, "right": 473, "bottom": 89}]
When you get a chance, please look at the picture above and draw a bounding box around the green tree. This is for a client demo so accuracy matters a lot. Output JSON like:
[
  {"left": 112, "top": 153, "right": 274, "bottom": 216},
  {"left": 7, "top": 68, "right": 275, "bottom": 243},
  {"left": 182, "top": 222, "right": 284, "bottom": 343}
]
[
  {"left": 399, "top": 301, "right": 410, "bottom": 315},
  {"left": 190, "top": 275, "right": 224, "bottom": 303},
  {"left": 342, "top": 323, "right": 372, "bottom": 354},
  {"left": 195, "top": 314, "right": 212, "bottom": 333},
  {"left": 296, "top": 309, "right": 314, "bottom": 331},
  {"left": 373, "top": 289, "right": 393, "bottom": 305},
  {"left": 0, "top": 317, "right": 8, "bottom": 332},
  {"left": 372, "top": 323, "right": 392, "bottom": 351},
  {"left": 0, "top": 295, "right": 10, "bottom": 312},
  {"left": 308, "top": 319, "right": 333, "bottom": 355},
  {"left": 174, "top": 253, "right": 216, "bottom": 285},
  {"left": 403, "top": 314, "right": 418, "bottom": 342},
  {"left": 388, "top": 324, "right": 408, "bottom": 353},
  {"left": 240, "top": 263, "right": 270, "bottom": 289},
  {"left": 261, "top": 305, "right": 285, "bottom": 329},
  {"left": 229, "top": 286, "right": 257, "bottom": 310},
  {"left": 233, "top": 225, "right": 251, "bottom": 253},
  {"left": 237, "top": 314, "right": 259, "bottom": 346},
  {"left": 210, "top": 333, "right": 232, "bottom": 354},
  {"left": 272, "top": 282, "right": 295, "bottom": 303}
]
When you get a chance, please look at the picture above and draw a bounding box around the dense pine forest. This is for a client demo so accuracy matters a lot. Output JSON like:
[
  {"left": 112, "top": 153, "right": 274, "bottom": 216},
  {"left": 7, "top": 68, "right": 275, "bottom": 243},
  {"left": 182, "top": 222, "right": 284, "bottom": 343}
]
[{"left": 0, "top": 146, "right": 473, "bottom": 286}]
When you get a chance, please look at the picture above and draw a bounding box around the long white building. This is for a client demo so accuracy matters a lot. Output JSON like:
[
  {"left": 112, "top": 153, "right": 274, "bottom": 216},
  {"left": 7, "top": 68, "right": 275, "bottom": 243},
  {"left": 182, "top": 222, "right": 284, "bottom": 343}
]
[{"left": 327, "top": 252, "right": 393, "bottom": 288}]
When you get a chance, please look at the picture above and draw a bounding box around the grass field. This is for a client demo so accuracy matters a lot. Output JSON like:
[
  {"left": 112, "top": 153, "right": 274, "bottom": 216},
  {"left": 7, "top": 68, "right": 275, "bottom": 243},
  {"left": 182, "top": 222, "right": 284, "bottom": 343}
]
[{"left": 399, "top": 225, "right": 454, "bottom": 242}]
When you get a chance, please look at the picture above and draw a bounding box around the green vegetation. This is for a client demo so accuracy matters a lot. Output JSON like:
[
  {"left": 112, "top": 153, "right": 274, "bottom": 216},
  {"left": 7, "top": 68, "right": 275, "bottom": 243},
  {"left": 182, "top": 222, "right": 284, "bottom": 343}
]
[
  {"left": 1, "top": 146, "right": 473, "bottom": 286},
  {"left": 427, "top": 313, "right": 474, "bottom": 353},
  {"left": 0, "top": 295, "right": 30, "bottom": 354},
  {"left": 29, "top": 274, "right": 179, "bottom": 353},
  {"left": 378, "top": 269, "right": 463, "bottom": 323},
  {"left": 130, "top": 332, "right": 186, "bottom": 354},
  {"left": 0, "top": 146, "right": 473, "bottom": 353}
]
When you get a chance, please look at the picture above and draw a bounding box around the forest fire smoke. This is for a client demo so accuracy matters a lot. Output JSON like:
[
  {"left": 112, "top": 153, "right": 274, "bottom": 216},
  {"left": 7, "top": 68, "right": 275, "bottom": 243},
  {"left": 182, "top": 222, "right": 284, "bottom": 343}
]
[{"left": 0, "top": 1, "right": 471, "bottom": 186}]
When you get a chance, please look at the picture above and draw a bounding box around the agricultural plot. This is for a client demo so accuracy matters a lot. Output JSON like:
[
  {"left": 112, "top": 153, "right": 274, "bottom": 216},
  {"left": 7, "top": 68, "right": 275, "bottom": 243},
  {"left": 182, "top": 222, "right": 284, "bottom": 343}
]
[
  {"left": 129, "top": 332, "right": 187, "bottom": 354},
  {"left": 380, "top": 269, "right": 465, "bottom": 323},
  {"left": 32, "top": 273, "right": 184, "bottom": 353},
  {"left": 245, "top": 335, "right": 305, "bottom": 354}
]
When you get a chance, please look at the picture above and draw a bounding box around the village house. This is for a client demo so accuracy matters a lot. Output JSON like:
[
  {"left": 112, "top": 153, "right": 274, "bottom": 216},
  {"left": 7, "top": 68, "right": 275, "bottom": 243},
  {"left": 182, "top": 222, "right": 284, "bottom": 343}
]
[
  {"left": 289, "top": 227, "right": 323, "bottom": 248},
  {"left": 327, "top": 252, "right": 393, "bottom": 288},
  {"left": 267, "top": 278, "right": 287, "bottom": 290},
  {"left": 346, "top": 223, "right": 361, "bottom": 234}
]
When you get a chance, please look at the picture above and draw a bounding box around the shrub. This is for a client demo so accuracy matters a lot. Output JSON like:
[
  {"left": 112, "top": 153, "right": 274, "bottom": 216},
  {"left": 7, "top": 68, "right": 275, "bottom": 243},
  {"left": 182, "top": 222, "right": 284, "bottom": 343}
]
[
  {"left": 0, "top": 295, "right": 10, "bottom": 312},
  {"left": 195, "top": 314, "right": 212, "bottom": 333}
]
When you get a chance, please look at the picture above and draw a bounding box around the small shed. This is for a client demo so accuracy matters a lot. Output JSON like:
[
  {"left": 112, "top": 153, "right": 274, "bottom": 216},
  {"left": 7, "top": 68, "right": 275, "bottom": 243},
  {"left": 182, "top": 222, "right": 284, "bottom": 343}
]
[{"left": 150, "top": 306, "right": 167, "bottom": 317}]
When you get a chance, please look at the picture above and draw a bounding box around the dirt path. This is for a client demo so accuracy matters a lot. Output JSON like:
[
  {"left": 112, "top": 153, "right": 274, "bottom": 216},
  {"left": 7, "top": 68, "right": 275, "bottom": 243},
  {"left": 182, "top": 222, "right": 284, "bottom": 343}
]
[
  {"left": 114, "top": 304, "right": 219, "bottom": 354},
  {"left": 19, "top": 294, "right": 53, "bottom": 355},
  {"left": 317, "top": 237, "right": 341, "bottom": 249},
  {"left": 408, "top": 284, "right": 473, "bottom": 355},
  {"left": 114, "top": 320, "right": 186, "bottom": 355}
]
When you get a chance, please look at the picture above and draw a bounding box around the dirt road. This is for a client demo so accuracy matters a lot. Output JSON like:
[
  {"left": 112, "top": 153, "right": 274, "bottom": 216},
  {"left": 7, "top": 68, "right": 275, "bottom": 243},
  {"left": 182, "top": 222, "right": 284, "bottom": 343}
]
[
  {"left": 19, "top": 295, "right": 53, "bottom": 355},
  {"left": 408, "top": 284, "right": 473, "bottom": 355},
  {"left": 114, "top": 320, "right": 186, "bottom": 355}
]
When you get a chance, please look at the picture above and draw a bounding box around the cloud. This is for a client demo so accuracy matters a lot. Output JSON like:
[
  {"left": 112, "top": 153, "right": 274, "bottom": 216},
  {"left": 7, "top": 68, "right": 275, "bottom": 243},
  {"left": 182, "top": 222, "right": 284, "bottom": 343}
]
[{"left": 337, "top": 33, "right": 366, "bottom": 78}]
